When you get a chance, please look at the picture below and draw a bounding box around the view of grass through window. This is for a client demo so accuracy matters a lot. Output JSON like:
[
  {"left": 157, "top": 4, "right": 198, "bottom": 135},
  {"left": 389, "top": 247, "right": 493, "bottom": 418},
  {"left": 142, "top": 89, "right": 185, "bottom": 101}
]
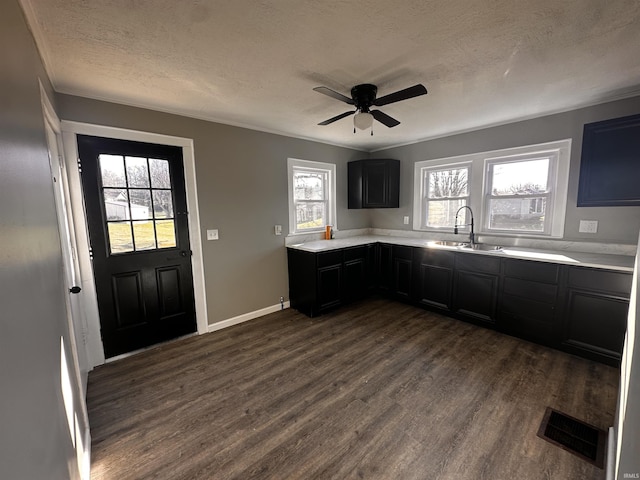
[{"left": 99, "top": 154, "right": 176, "bottom": 254}]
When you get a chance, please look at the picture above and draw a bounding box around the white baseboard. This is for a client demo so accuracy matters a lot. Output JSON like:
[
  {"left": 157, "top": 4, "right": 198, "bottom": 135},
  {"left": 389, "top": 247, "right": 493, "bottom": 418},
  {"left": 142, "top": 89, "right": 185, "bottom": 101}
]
[{"left": 207, "top": 302, "right": 291, "bottom": 333}]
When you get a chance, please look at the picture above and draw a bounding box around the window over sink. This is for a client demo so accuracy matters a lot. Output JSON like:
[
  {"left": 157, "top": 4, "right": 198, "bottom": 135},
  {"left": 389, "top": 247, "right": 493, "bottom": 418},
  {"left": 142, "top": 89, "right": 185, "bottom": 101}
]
[{"left": 413, "top": 139, "right": 571, "bottom": 238}]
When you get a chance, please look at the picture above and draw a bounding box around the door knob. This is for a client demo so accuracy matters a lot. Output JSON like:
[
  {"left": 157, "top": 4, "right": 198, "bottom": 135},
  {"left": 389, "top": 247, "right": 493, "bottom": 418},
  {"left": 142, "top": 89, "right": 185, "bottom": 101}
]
[{"left": 69, "top": 286, "right": 82, "bottom": 294}]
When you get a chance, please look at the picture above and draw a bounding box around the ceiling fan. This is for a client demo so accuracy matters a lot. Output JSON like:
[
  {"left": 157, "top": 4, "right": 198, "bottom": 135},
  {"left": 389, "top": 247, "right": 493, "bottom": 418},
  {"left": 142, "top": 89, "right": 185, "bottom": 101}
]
[{"left": 313, "top": 83, "right": 428, "bottom": 134}]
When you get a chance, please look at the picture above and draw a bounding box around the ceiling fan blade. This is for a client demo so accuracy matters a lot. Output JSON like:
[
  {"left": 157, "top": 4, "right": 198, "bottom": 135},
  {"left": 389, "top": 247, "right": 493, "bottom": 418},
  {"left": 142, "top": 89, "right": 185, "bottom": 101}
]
[
  {"left": 313, "top": 86, "right": 355, "bottom": 105},
  {"left": 318, "top": 110, "right": 355, "bottom": 126},
  {"left": 373, "top": 84, "right": 428, "bottom": 107},
  {"left": 371, "top": 110, "right": 400, "bottom": 128}
]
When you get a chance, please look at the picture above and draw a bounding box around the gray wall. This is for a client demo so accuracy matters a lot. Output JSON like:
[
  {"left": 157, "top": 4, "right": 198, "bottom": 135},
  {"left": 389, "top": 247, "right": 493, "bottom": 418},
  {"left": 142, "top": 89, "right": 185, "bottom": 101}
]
[
  {"left": 56, "top": 94, "right": 369, "bottom": 323},
  {"left": 1, "top": 1, "right": 82, "bottom": 478},
  {"left": 371, "top": 96, "right": 640, "bottom": 245}
]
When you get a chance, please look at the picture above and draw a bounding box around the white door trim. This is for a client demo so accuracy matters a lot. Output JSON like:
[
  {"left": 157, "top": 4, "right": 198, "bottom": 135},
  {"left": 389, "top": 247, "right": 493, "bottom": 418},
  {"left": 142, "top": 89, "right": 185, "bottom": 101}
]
[{"left": 60, "top": 120, "right": 208, "bottom": 368}]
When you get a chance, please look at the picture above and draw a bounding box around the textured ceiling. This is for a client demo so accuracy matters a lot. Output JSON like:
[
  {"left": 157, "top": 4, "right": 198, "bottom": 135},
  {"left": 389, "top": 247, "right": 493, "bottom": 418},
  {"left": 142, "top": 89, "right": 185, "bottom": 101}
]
[{"left": 21, "top": 0, "right": 640, "bottom": 151}]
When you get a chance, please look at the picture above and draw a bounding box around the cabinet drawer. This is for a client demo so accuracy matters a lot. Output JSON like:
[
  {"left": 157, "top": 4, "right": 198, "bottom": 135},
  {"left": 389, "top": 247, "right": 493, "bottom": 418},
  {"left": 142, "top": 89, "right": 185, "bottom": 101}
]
[
  {"left": 503, "top": 277, "right": 558, "bottom": 304},
  {"left": 568, "top": 267, "right": 632, "bottom": 296},
  {"left": 343, "top": 245, "right": 367, "bottom": 262},
  {"left": 503, "top": 259, "right": 560, "bottom": 283},
  {"left": 415, "top": 248, "right": 454, "bottom": 268},
  {"left": 455, "top": 253, "right": 501, "bottom": 274},
  {"left": 393, "top": 245, "right": 413, "bottom": 260},
  {"left": 317, "top": 250, "right": 343, "bottom": 267}
]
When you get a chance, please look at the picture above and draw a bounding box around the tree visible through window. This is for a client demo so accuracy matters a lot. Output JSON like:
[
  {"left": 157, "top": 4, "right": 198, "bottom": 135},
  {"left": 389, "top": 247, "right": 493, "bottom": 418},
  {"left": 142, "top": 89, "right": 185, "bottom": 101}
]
[
  {"left": 423, "top": 165, "right": 469, "bottom": 228},
  {"left": 288, "top": 158, "right": 336, "bottom": 234},
  {"left": 485, "top": 158, "right": 551, "bottom": 233}
]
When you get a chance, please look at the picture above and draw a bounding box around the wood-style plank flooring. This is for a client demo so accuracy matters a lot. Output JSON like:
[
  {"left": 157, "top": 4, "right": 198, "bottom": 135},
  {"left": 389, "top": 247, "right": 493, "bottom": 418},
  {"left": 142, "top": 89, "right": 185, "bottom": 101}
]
[{"left": 87, "top": 298, "right": 618, "bottom": 480}]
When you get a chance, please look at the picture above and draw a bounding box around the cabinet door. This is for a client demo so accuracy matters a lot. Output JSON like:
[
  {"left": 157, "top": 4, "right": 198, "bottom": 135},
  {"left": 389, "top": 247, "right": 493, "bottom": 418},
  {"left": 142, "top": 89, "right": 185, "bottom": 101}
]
[
  {"left": 498, "top": 259, "right": 561, "bottom": 345},
  {"left": 453, "top": 270, "right": 499, "bottom": 323},
  {"left": 415, "top": 249, "right": 454, "bottom": 310},
  {"left": 365, "top": 243, "right": 378, "bottom": 291},
  {"left": 317, "top": 264, "right": 342, "bottom": 311},
  {"left": 363, "top": 160, "right": 400, "bottom": 208},
  {"left": 563, "top": 289, "right": 628, "bottom": 364},
  {"left": 392, "top": 246, "right": 413, "bottom": 301},
  {"left": 348, "top": 159, "right": 399, "bottom": 209},
  {"left": 377, "top": 244, "right": 393, "bottom": 292},
  {"left": 343, "top": 259, "right": 366, "bottom": 301}
]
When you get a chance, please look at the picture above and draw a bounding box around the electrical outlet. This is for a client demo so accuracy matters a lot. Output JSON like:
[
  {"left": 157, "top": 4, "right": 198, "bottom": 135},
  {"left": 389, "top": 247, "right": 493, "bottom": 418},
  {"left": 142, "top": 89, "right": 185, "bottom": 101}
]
[
  {"left": 274, "top": 225, "right": 282, "bottom": 235},
  {"left": 578, "top": 220, "right": 598, "bottom": 233},
  {"left": 403, "top": 215, "right": 410, "bottom": 225},
  {"left": 206, "top": 229, "right": 219, "bottom": 240}
]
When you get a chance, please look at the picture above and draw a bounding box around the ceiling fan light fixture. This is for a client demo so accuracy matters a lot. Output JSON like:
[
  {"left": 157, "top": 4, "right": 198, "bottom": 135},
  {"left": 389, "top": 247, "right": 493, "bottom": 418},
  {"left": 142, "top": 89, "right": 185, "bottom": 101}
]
[{"left": 353, "top": 111, "right": 374, "bottom": 130}]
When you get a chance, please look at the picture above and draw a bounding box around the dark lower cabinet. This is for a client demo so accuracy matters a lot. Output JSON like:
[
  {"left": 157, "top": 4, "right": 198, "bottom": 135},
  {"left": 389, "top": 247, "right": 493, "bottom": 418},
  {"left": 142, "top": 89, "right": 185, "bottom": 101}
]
[
  {"left": 414, "top": 249, "right": 454, "bottom": 310},
  {"left": 317, "top": 264, "right": 342, "bottom": 311},
  {"left": 287, "top": 244, "right": 376, "bottom": 317},
  {"left": 343, "top": 246, "right": 368, "bottom": 302},
  {"left": 377, "top": 243, "right": 393, "bottom": 292},
  {"left": 452, "top": 254, "right": 501, "bottom": 324},
  {"left": 498, "top": 259, "right": 562, "bottom": 346},
  {"left": 287, "top": 242, "right": 632, "bottom": 365},
  {"left": 561, "top": 267, "right": 631, "bottom": 365},
  {"left": 392, "top": 246, "right": 413, "bottom": 300}
]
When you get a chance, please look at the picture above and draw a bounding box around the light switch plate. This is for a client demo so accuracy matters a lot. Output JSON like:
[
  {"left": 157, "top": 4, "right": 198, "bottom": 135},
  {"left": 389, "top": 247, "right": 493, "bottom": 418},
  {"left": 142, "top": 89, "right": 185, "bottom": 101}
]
[
  {"left": 274, "top": 225, "right": 282, "bottom": 235},
  {"left": 579, "top": 220, "right": 598, "bottom": 233},
  {"left": 403, "top": 216, "right": 410, "bottom": 225},
  {"left": 207, "top": 229, "right": 219, "bottom": 240}
]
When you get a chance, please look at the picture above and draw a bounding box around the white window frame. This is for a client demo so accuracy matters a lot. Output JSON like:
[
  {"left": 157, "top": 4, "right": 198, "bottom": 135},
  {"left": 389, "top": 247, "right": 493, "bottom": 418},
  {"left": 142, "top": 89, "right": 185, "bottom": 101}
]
[
  {"left": 413, "top": 139, "right": 571, "bottom": 238},
  {"left": 287, "top": 158, "right": 336, "bottom": 235},
  {"left": 483, "top": 152, "right": 558, "bottom": 235},
  {"left": 416, "top": 161, "right": 472, "bottom": 231}
]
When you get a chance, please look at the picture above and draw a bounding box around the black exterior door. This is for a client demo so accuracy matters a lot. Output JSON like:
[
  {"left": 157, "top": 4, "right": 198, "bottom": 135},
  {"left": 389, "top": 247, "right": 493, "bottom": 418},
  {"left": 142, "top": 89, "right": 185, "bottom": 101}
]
[{"left": 78, "top": 135, "right": 196, "bottom": 358}]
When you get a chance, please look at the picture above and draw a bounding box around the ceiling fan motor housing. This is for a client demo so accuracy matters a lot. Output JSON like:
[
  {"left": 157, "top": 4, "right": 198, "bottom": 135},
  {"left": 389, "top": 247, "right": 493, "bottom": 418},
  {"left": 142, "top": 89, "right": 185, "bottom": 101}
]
[{"left": 351, "top": 84, "right": 377, "bottom": 112}]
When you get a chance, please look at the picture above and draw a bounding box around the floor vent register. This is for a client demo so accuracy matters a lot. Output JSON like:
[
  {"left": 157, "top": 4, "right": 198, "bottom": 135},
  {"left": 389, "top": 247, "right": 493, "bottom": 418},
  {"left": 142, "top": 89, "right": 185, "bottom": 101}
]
[{"left": 537, "top": 407, "right": 606, "bottom": 469}]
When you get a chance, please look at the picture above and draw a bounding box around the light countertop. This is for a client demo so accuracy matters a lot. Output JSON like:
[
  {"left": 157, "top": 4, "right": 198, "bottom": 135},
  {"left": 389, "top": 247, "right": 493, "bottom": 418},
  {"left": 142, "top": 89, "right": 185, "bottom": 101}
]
[{"left": 287, "top": 235, "right": 635, "bottom": 272}]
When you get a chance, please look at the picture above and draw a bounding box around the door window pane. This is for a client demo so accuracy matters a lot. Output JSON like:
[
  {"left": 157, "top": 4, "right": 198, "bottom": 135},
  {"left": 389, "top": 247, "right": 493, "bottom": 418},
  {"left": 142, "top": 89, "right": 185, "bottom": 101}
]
[
  {"left": 149, "top": 158, "right": 171, "bottom": 188},
  {"left": 132, "top": 221, "right": 156, "bottom": 250},
  {"left": 126, "top": 156, "right": 150, "bottom": 188},
  {"left": 103, "top": 189, "right": 129, "bottom": 220},
  {"left": 99, "top": 155, "right": 126, "bottom": 187},
  {"left": 152, "top": 190, "right": 174, "bottom": 218},
  {"left": 101, "top": 154, "right": 179, "bottom": 254},
  {"left": 129, "top": 189, "right": 152, "bottom": 220},
  {"left": 107, "top": 222, "right": 134, "bottom": 254},
  {"left": 156, "top": 220, "right": 176, "bottom": 248}
]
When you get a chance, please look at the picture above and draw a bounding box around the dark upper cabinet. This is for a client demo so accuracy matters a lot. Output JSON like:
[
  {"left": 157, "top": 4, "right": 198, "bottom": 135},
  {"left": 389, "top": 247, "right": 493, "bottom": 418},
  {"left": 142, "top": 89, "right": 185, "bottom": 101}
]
[
  {"left": 578, "top": 113, "right": 640, "bottom": 206},
  {"left": 348, "top": 159, "right": 400, "bottom": 209}
]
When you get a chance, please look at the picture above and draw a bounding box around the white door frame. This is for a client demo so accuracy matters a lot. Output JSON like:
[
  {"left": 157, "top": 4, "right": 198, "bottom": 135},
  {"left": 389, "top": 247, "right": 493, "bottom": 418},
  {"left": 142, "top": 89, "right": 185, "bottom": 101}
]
[
  {"left": 60, "top": 121, "right": 208, "bottom": 368},
  {"left": 40, "top": 83, "right": 92, "bottom": 480}
]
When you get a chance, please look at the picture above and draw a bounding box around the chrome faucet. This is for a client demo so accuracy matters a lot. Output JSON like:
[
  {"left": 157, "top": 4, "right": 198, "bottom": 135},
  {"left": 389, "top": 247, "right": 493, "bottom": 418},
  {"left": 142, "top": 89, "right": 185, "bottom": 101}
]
[{"left": 454, "top": 206, "right": 475, "bottom": 247}]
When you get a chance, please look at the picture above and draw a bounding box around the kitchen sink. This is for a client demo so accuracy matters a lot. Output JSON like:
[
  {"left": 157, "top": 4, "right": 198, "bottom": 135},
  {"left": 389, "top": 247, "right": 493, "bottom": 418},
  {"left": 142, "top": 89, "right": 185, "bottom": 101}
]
[
  {"left": 428, "top": 241, "right": 469, "bottom": 247},
  {"left": 462, "top": 244, "right": 503, "bottom": 251}
]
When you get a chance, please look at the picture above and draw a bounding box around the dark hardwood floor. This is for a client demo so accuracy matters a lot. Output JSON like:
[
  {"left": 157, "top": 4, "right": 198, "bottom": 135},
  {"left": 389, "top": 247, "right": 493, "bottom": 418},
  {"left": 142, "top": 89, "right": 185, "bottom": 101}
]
[{"left": 87, "top": 298, "right": 618, "bottom": 480}]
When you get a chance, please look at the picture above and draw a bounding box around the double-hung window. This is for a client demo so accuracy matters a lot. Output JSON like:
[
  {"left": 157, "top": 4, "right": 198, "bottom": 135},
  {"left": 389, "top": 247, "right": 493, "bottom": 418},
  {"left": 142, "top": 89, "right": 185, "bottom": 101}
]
[
  {"left": 420, "top": 163, "right": 470, "bottom": 229},
  {"left": 287, "top": 158, "right": 336, "bottom": 235},
  {"left": 484, "top": 154, "right": 555, "bottom": 234},
  {"left": 413, "top": 139, "right": 571, "bottom": 237}
]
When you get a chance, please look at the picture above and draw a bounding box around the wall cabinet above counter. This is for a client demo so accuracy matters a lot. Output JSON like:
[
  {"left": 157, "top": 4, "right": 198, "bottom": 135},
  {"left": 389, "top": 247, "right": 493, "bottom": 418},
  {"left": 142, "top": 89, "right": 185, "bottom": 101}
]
[{"left": 348, "top": 159, "right": 400, "bottom": 209}]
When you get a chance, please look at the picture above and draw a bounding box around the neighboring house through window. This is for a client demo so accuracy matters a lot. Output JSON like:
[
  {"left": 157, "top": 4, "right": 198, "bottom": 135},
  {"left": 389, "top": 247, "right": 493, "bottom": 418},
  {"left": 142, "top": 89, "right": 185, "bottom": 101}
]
[
  {"left": 413, "top": 139, "right": 571, "bottom": 237},
  {"left": 287, "top": 158, "right": 336, "bottom": 235}
]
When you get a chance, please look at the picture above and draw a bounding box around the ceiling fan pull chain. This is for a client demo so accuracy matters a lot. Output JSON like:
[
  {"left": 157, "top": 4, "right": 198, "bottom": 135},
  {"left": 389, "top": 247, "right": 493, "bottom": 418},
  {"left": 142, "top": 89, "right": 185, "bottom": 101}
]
[{"left": 371, "top": 127, "right": 373, "bottom": 136}]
